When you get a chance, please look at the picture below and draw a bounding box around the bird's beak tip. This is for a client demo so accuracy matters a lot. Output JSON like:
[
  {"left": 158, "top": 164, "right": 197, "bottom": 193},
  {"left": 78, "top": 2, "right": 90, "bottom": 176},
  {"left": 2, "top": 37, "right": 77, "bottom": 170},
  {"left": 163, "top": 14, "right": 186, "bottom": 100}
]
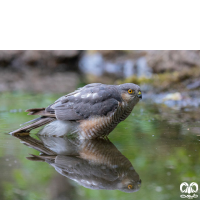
[{"left": 137, "top": 91, "right": 142, "bottom": 99}]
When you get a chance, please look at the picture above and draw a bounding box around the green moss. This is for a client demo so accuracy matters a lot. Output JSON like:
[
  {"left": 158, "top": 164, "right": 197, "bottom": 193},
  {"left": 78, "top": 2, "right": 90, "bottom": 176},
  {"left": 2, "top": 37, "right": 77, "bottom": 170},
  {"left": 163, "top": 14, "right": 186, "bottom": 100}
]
[{"left": 119, "top": 66, "right": 200, "bottom": 91}]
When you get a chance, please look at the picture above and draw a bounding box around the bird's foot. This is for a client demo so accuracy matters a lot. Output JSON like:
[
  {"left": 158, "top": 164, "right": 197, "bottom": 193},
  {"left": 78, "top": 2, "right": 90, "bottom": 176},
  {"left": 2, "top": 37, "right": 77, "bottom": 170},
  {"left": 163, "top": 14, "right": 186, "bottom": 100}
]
[
  {"left": 104, "top": 136, "right": 109, "bottom": 140},
  {"left": 98, "top": 135, "right": 109, "bottom": 141}
]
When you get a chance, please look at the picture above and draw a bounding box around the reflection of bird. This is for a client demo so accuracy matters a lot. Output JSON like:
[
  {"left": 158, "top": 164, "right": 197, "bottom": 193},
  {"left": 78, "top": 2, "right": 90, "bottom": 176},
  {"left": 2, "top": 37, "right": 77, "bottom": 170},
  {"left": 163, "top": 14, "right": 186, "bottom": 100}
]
[
  {"left": 16, "top": 135, "right": 141, "bottom": 193},
  {"left": 10, "top": 83, "right": 142, "bottom": 139}
]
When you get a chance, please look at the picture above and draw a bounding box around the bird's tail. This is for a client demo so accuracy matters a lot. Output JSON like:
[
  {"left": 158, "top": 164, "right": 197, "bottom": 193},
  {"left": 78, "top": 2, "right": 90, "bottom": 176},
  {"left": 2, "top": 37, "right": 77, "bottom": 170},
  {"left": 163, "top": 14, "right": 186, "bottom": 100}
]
[
  {"left": 9, "top": 117, "right": 56, "bottom": 136},
  {"left": 26, "top": 154, "right": 56, "bottom": 162},
  {"left": 14, "top": 135, "right": 56, "bottom": 155}
]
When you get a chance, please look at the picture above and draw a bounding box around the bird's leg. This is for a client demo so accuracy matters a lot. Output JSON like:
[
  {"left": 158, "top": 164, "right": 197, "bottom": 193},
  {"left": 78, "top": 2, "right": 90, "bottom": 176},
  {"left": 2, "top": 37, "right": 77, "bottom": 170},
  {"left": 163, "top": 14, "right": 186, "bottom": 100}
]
[
  {"left": 99, "top": 135, "right": 109, "bottom": 140},
  {"left": 105, "top": 136, "right": 109, "bottom": 140}
]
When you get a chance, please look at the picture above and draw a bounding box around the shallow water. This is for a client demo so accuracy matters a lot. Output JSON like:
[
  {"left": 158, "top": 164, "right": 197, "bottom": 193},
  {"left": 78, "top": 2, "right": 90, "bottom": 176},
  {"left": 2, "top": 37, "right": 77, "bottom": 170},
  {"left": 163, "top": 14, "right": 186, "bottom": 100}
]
[{"left": 0, "top": 93, "right": 200, "bottom": 200}]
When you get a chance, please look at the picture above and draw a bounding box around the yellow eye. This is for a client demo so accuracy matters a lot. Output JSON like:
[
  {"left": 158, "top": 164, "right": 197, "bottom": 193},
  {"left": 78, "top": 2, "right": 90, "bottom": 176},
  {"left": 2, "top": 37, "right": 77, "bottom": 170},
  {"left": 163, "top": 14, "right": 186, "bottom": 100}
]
[
  {"left": 128, "top": 89, "right": 133, "bottom": 94},
  {"left": 128, "top": 185, "right": 132, "bottom": 189},
  {"left": 138, "top": 91, "right": 141, "bottom": 95}
]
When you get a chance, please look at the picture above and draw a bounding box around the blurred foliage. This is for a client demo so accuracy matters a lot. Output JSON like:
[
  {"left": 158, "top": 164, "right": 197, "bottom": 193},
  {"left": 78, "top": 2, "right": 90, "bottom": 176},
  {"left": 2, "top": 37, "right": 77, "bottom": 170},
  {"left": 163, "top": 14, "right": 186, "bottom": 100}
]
[{"left": 0, "top": 93, "right": 200, "bottom": 200}]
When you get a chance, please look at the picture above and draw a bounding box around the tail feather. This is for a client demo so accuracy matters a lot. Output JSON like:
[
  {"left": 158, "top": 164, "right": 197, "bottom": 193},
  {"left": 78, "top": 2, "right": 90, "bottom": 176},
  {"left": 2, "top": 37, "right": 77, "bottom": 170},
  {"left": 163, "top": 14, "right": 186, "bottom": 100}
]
[
  {"left": 10, "top": 117, "right": 56, "bottom": 136},
  {"left": 26, "top": 108, "right": 46, "bottom": 115},
  {"left": 26, "top": 154, "right": 56, "bottom": 162},
  {"left": 20, "top": 117, "right": 43, "bottom": 126},
  {"left": 25, "top": 108, "right": 55, "bottom": 117},
  {"left": 26, "top": 155, "right": 46, "bottom": 162},
  {"left": 13, "top": 135, "right": 57, "bottom": 155}
]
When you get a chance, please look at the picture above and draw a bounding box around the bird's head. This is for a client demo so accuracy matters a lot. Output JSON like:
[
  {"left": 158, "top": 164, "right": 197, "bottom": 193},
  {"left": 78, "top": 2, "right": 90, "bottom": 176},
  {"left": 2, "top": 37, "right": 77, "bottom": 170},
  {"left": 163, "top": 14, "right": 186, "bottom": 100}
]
[
  {"left": 118, "top": 83, "right": 142, "bottom": 104},
  {"left": 118, "top": 177, "right": 142, "bottom": 193}
]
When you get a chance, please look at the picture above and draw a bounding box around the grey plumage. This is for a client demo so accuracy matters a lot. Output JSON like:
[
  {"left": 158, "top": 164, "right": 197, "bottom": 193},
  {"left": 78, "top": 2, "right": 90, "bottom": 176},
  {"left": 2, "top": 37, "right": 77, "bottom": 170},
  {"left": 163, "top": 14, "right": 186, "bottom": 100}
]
[
  {"left": 46, "top": 83, "right": 122, "bottom": 120},
  {"left": 15, "top": 135, "right": 141, "bottom": 193},
  {"left": 10, "top": 83, "right": 142, "bottom": 138},
  {"left": 10, "top": 117, "right": 56, "bottom": 136}
]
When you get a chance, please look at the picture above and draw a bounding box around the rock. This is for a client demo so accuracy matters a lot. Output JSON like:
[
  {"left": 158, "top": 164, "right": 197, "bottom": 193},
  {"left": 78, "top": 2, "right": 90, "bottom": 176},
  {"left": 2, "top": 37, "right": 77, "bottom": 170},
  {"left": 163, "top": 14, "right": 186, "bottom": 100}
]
[
  {"left": 187, "top": 80, "right": 200, "bottom": 89},
  {"left": 145, "top": 50, "right": 200, "bottom": 73},
  {"left": 0, "top": 51, "right": 81, "bottom": 93},
  {"left": 162, "top": 92, "right": 182, "bottom": 101},
  {"left": 0, "top": 70, "right": 79, "bottom": 93},
  {"left": 0, "top": 50, "right": 81, "bottom": 71}
]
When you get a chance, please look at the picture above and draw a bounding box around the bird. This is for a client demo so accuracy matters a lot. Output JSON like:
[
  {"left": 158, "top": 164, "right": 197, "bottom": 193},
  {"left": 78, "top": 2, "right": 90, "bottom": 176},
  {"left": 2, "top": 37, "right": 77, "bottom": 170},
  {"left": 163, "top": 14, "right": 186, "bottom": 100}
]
[
  {"left": 10, "top": 83, "right": 142, "bottom": 139},
  {"left": 15, "top": 134, "right": 141, "bottom": 193}
]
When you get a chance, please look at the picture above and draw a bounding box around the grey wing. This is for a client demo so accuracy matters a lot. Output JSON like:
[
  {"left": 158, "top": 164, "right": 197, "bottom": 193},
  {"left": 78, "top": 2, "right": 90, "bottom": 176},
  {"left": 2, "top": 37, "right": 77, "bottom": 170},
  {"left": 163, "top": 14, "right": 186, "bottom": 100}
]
[
  {"left": 52, "top": 156, "right": 119, "bottom": 183},
  {"left": 46, "top": 84, "right": 121, "bottom": 121},
  {"left": 46, "top": 83, "right": 103, "bottom": 111}
]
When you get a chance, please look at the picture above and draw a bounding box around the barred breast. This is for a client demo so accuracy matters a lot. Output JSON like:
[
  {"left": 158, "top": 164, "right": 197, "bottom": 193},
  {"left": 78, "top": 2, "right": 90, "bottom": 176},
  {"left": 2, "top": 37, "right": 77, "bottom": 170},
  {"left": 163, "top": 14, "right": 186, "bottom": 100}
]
[{"left": 79, "top": 101, "right": 135, "bottom": 139}]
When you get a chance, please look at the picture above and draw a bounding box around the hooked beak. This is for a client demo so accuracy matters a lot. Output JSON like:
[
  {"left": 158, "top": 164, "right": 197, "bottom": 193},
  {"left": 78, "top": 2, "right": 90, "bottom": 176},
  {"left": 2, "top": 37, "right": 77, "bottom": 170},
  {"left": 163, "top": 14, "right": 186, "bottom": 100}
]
[{"left": 137, "top": 91, "right": 142, "bottom": 99}]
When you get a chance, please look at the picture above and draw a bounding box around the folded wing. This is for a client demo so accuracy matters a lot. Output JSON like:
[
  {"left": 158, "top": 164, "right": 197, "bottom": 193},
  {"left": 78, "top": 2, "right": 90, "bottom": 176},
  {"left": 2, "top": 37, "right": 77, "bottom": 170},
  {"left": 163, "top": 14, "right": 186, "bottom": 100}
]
[{"left": 46, "top": 84, "right": 122, "bottom": 121}]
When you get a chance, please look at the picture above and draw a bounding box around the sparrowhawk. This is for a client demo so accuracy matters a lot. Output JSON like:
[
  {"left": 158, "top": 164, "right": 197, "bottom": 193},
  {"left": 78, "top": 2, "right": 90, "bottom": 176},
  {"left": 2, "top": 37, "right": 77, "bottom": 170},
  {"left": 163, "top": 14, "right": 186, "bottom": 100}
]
[
  {"left": 16, "top": 135, "right": 141, "bottom": 193},
  {"left": 10, "top": 83, "right": 142, "bottom": 139}
]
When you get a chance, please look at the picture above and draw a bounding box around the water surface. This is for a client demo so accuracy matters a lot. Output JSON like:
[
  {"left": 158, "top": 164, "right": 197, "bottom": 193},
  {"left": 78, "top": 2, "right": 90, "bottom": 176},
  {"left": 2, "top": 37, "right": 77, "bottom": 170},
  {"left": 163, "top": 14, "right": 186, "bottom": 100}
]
[{"left": 0, "top": 93, "right": 200, "bottom": 200}]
